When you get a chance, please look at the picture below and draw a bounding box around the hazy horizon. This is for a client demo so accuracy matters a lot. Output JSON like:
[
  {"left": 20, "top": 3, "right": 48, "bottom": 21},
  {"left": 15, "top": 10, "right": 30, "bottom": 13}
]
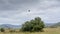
[{"left": 0, "top": 0, "right": 60, "bottom": 25}]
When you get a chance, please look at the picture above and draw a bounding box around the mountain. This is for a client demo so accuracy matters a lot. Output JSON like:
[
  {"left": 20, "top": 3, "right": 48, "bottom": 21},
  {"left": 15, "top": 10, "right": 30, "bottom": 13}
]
[
  {"left": 45, "top": 23, "right": 56, "bottom": 27},
  {"left": 0, "top": 24, "right": 21, "bottom": 29},
  {"left": 50, "top": 22, "right": 60, "bottom": 27},
  {"left": 0, "top": 23, "right": 58, "bottom": 28}
]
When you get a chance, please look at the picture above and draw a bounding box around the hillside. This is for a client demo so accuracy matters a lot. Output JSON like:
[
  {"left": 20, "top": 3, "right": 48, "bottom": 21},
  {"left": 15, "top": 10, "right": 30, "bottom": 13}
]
[
  {"left": 0, "top": 24, "right": 21, "bottom": 29},
  {"left": 50, "top": 22, "right": 60, "bottom": 27},
  {"left": 45, "top": 23, "right": 55, "bottom": 27}
]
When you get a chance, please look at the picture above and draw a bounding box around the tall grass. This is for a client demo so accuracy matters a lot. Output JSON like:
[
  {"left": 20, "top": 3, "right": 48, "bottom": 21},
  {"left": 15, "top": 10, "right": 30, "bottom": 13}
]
[{"left": 0, "top": 28, "right": 60, "bottom": 34}]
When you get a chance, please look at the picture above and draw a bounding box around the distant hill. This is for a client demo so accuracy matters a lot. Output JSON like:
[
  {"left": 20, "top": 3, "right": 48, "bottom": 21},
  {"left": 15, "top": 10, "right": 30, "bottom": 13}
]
[
  {"left": 0, "top": 24, "right": 21, "bottom": 29},
  {"left": 0, "top": 23, "right": 59, "bottom": 28},
  {"left": 50, "top": 22, "right": 60, "bottom": 27},
  {"left": 45, "top": 23, "right": 55, "bottom": 27}
]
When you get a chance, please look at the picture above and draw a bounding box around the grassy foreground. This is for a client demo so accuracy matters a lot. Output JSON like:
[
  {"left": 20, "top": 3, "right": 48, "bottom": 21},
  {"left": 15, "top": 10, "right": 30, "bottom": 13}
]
[{"left": 0, "top": 28, "right": 60, "bottom": 34}]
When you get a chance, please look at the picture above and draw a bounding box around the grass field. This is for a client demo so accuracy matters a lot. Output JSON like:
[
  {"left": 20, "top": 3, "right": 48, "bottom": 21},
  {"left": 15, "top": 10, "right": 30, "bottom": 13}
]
[{"left": 0, "top": 28, "right": 60, "bottom": 34}]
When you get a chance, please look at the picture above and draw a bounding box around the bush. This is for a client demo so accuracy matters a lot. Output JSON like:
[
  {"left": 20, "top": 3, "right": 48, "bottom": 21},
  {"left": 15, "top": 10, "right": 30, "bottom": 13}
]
[
  {"left": 21, "top": 17, "right": 45, "bottom": 32},
  {"left": 0, "top": 28, "right": 5, "bottom": 32},
  {"left": 9, "top": 30, "right": 15, "bottom": 32}
]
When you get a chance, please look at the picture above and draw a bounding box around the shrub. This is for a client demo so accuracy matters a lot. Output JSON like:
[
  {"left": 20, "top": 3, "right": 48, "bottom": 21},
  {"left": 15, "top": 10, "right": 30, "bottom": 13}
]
[
  {"left": 0, "top": 28, "right": 5, "bottom": 32},
  {"left": 9, "top": 30, "right": 15, "bottom": 32}
]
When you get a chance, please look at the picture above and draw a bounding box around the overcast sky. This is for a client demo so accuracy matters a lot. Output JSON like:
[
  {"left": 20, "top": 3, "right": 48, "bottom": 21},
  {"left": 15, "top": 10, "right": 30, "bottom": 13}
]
[{"left": 0, "top": 0, "right": 60, "bottom": 25}]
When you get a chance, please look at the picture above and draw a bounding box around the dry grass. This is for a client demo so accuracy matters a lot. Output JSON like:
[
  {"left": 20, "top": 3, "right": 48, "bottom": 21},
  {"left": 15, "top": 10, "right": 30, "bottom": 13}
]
[{"left": 0, "top": 28, "right": 60, "bottom": 34}]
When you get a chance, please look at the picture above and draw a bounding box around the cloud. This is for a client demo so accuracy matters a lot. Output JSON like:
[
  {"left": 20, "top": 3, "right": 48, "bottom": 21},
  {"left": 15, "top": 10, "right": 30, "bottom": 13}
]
[
  {"left": 0, "top": 0, "right": 39, "bottom": 11},
  {"left": 0, "top": 0, "right": 60, "bottom": 25}
]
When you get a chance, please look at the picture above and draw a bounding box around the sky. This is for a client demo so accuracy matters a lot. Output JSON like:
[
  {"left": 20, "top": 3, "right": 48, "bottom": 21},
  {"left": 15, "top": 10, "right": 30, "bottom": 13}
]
[{"left": 0, "top": 0, "right": 60, "bottom": 25}]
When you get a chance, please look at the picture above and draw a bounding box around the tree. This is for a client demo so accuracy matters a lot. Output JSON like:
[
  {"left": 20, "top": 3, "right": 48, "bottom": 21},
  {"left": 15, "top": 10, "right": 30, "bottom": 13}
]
[
  {"left": 21, "top": 17, "right": 45, "bottom": 32},
  {"left": 0, "top": 28, "right": 5, "bottom": 32}
]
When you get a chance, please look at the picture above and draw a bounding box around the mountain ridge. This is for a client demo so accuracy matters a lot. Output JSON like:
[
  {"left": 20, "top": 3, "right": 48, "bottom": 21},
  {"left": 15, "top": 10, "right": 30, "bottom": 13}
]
[
  {"left": 0, "top": 24, "right": 21, "bottom": 29},
  {"left": 50, "top": 22, "right": 60, "bottom": 27}
]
